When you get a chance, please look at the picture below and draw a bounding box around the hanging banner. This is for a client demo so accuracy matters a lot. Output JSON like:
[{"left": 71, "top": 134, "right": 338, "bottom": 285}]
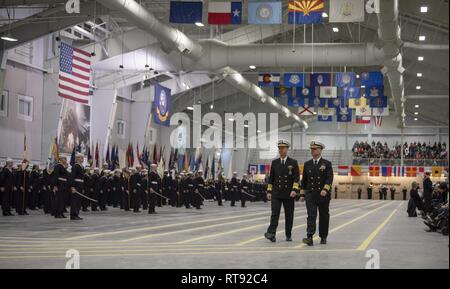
[{"left": 153, "top": 84, "right": 171, "bottom": 127}]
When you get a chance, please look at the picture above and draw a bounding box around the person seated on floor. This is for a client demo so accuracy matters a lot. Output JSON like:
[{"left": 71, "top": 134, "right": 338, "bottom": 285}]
[{"left": 424, "top": 183, "right": 449, "bottom": 235}]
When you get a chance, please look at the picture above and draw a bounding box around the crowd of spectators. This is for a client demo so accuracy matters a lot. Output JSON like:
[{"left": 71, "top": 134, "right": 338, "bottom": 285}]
[{"left": 352, "top": 141, "right": 448, "bottom": 166}]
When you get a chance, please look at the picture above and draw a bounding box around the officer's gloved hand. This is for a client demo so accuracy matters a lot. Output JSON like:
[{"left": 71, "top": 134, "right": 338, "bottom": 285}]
[{"left": 267, "top": 193, "right": 272, "bottom": 201}]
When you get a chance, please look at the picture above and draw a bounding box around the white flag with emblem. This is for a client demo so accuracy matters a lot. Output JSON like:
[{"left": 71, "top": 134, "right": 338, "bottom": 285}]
[{"left": 330, "top": 0, "right": 365, "bottom": 23}]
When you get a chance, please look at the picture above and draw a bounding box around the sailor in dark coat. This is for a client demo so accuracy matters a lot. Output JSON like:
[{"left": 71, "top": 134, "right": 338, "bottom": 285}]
[
  {"left": 264, "top": 139, "right": 300, "bottom": 243},
  {"left": 301, "top": 141, "right": 334, "bottom": 246},
  {"left": 0, "top": 159, "right": 15, "bottom": 216}
]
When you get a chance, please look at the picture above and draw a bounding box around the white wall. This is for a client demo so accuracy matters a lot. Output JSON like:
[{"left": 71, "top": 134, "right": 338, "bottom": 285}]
[{"left": 0, "top": 62, "right": 43, "bottom": 162}]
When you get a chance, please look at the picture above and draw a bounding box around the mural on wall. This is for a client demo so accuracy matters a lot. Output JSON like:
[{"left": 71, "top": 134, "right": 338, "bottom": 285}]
[{"left": 58, "top": 100, "right": 91, "bottom": 154}]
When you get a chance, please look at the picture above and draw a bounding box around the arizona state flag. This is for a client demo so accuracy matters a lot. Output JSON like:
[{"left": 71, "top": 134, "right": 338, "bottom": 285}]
[
  {"left": 432, "top": 166, "right": 443, "bottom": 177},
  {"left": 288, "top": 0, "right": 324, "bottom": 24},
  {"left": 369, "top": 166, "right": 380, "bottom": 177}
]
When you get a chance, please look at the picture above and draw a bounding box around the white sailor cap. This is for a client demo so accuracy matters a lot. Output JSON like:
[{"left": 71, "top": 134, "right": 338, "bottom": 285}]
[
  {"left": 277, "top": 139, "right": 290, "bottom": 148},
  {"left": 150, "top": 164, "right": 157, "bottom": 168},
  {"left": 310, "top": 141, "right": 325, "bottom": 150},
  {"left": 76, "top": 153, "right": 84, "bottom": 158},
  {"left": 6, "top": 158, "right": 13, "bottom": 163}
]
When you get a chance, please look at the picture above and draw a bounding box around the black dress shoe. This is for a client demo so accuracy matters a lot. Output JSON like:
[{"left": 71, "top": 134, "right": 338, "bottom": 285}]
[
  {"left": 320, "top": 238, "right": 327, "bottom": 245},
  {"left": 264, "top": 232, "right": 276, "bottom": 243},
  {"left": 302, "top": 237, "right": 314, "bottom": 246},
  {"left": 286, "top": 236, "right": 292, "bottom": 242}
]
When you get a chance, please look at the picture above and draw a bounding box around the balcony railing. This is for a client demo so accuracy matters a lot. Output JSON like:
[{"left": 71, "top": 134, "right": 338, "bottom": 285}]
[{"left": 352, "top": 158, "right": 449, "bottom": 167}]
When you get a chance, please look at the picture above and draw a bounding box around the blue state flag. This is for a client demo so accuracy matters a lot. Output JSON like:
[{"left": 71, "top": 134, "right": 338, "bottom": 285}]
[
  {"left": 328, "top": 97, "right": 342, "bottom": 109},
  {"left": 153, "top": 84, "right": 171, "bottom": 126},
  {"left": 337, "top": 107, "right": 353, "bottom": 123},
  {"left": 361, "top": 71, "right": 384, "bottom": 87},
  {"left": 311, "top": 73, "right": 331, "bottom": 87},
  {"left": 248, "top": 1, "right": 282, "bottom": 24},
  {"left": 284, "top": 73, "right": 305, "bottom": 87},
  {"left": 318, "top": 115, "right": 333, "bottom": 122},
  {"left": 365, "top": 85, "right": 384, "bottom": 98},
  {"left": 297, "top": 87, "right": 314, "bottom": 107},
  {"left": 369, "top": 96, "right": 388, "bottom": 108},
  {"left": 343, "top": 86, "right": 361, "bottom": 99},
  {"left": 170, "top": 1, "right": 203, "bottom": 24},
  {"left": 274, "top": 86, "right": 292, "bottom": 98},
  {"left": 335, "top": 72, "right": 356, "bottom": 88}
]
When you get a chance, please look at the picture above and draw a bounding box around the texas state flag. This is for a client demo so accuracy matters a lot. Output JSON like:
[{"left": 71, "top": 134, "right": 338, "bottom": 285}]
[{"left": 208, "top": 1, "right": 242, "bottom": 25}]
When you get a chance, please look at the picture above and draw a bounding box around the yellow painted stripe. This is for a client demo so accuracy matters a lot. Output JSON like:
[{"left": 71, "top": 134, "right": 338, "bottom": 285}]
[
  {"left": 0, "top": 249, "right": 358, "bottom": 260},
  {"left": 235, "top": 201, "right": 378, "bottom": 246},
  {"left": 356, "top": 202, "right": 403, "bottom": 251},
  {"left": 65, "top": 210, "right": 271, "bottom": 240},
  {"left": 294, "top": 201, "right": 395, "bottom": 248},
  {"left": 176, "top": 201, "right": 359, "bottom": 244}
]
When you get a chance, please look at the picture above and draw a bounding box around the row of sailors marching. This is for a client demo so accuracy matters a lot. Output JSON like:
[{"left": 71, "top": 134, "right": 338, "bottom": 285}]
[{"left": 0, "top": 154, "right": 268, "bottom": 220}]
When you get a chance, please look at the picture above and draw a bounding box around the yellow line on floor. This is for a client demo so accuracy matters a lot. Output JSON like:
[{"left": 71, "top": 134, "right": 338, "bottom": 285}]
[
  {"left": 124, "top": 202, "right": 360, "bottom": 243},
  {"left": 235, "top": 201, "right": 381, "bottom": 246},
  {"left": 120, "top": 208, "right": 310, "bottom": 242},
  {"left": 64, "top": 210, "right": 271, "bottom": 240},
  {"left": 356, "top": 202, "right": 404, "bottom": 251},
  {"left": 294, "top": 201, "right": 395, "bottom": 248},
  {"left": 0, "top": 248, "right": 359, "bottom": 260},
  {"left": 176, "top": 201, "right": 364, "bottom": 244}
]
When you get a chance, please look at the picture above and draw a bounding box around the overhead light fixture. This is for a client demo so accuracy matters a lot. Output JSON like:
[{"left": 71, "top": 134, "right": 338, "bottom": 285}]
[
  {"left": 356, "top": 74, "right": 360, "bottom": 79},
  {"left": 416, "top": 86, "right": 422, "bottom": 90},
  {"left": 418, "top": 56, "right": 424, "bottom": 61},
  {"left": 414, "top": 118, "right": 419, "bottom": 121},
  {"left": 195, "top": 22, "right": 204, "bottom": 27},
  {"left": 187, "top": 106, "right": 194, "bottom": 111},
  {"left": 332, "top": 27, "right": 339, "bottom": 33},
  {"left": 1, "top": 35, "right": 18, "bottom": 42},
  {"left": 228, "top": 118, "right": 235, "bottom": 122},
  {"left": 249, "top": 65, "right": 256, "bottom": 70},
  {"left": 322, "top": 12, "right": 329, "bottom": 18},
  {"left": 420, "top": 6, "right": 428, "bottom": 13},
  {"left": 414, "top": 112, "right": 419, "bottom": 115},
  {"left": 419, "top": 35, "right": 426, "bottom": 41},
  {"left": 210, "top": 105, "right": 214, "bottom": 109},
  {"left": 415, "top": 104, "right": 420, "bottom": 108},
  {"left": 417, "top": 73, "right": 423, "bottom": 77}
]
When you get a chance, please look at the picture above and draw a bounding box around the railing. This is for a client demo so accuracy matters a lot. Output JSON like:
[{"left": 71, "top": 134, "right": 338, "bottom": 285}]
[{"left": 352, "top": 158, "right": 449, "bottom": 167}]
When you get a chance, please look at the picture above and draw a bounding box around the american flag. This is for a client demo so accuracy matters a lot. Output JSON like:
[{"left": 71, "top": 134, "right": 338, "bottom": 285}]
[{"left": 58, "top": 42, "right": 92, "bottom": 105}]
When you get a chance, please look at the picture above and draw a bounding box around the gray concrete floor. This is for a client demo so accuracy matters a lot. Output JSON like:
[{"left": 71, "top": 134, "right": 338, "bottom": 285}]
[{"left": 0, "top": 200, "right": 448, "bottom": 269}]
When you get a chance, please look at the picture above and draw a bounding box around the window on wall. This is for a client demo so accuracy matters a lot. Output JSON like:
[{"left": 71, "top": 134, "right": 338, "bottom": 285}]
[
  {"left": 0, "top": 90, "right": 8, "bottom": 117},
  {"left": 17, "top": 94, "right": 33, "bottom": 122},
  {"left": 117, "top": 120, "right": 126, "bottom": 138}
]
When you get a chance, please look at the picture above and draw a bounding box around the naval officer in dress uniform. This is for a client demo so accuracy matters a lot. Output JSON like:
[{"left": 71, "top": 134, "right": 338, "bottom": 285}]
[
  {"left": 264, "top": 139, "right": 300, "bottom": 242},
  {"left": 301, "top": 141, "right": 334, "bottom": 246}
]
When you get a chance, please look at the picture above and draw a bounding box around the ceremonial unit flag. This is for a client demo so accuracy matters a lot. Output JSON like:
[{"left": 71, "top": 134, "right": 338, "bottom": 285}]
[
  {"left": 361, "top": 71, "right": 384, "bottom": 87},
  {"left": 258, "top": 73, "right": 281, "bottom": 87},
  {"left": 369, "top": 166, "right": 380, "bottom": 177},
  {"left": 284, "top": 73, "right": 305, "bottom": 87}
]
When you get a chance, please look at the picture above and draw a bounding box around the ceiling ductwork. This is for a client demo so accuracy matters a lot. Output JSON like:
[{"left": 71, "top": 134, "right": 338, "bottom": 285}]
[
  {"left": 376, "top": 0, "right": 405, "bottom": 127},
  {"left": 97, "top": 0, "right": 412, "bottom": 128},
  {"left": 96, "top": 0, "right": 203, "bottom": 60}
]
